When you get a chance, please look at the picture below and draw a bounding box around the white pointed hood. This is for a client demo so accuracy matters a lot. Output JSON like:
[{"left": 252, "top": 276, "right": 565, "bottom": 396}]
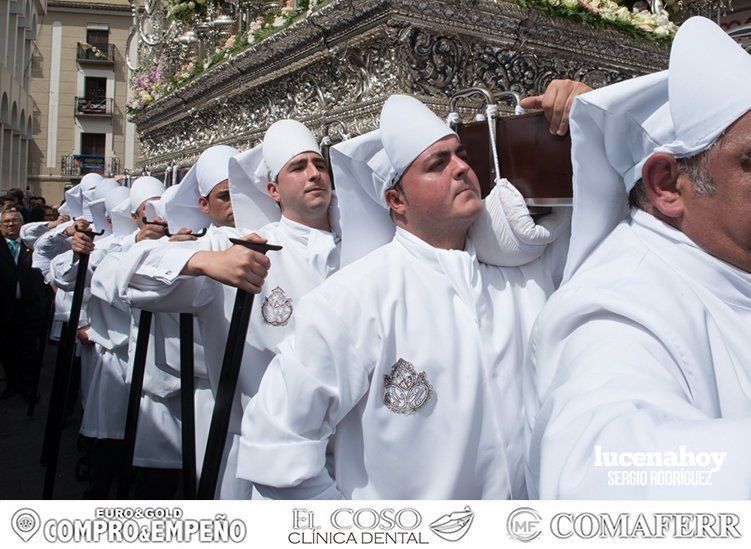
[{"left": 563, "top": 16, "right": 751, "bottom": 282}]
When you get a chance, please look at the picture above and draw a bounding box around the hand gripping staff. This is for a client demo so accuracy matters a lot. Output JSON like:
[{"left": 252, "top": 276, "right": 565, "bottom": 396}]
[
  {"left": 196, "top": 239, "right": 282, "bottom": 499},
  {"left": 42, "top": 225, "right": 104, "bottom": 499}
]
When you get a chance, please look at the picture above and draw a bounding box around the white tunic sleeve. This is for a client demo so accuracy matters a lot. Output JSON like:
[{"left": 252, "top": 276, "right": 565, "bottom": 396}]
[
  {"left": 115, "top": 238, "right": 223, "bottom": 314},
  {"left": 238, "top": 291, "right": 373, "bottom": 499},
  {"left": 32, "top": 221, "right": 72, "bottom": 282},
  {"left": 49, "top": 249, "right": 79, "bottom": 291},
  {"left": 526, "top": 306, "right": 751, "bottom": 500},
  {"left": 20, "top": 221, "right": 51, "bottom": 248}
]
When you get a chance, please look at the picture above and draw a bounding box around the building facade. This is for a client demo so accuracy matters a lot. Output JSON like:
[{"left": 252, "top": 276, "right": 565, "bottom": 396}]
[
  {"left": 26, "top": 0, "right": 137, "bottom": 203},
  {"left": 1, "top": 0, "right": 45, "bottom": 195}
]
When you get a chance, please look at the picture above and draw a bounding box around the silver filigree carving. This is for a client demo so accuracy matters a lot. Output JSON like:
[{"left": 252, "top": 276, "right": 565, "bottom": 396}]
[{"left": 134, "top": 0, "right": 668, "bottom": 172}]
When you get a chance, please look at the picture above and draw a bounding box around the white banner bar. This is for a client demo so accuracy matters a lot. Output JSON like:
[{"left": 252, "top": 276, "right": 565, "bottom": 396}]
[{"left": 2, "top": 500, "right": 749, "bottom": 548}]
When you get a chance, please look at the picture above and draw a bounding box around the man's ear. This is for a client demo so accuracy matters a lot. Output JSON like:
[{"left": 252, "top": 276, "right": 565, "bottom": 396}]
[
  {"left": 198, "top": 195, "right": 210, "bottom": 214},
  {"left": 642, "top": 153, "right": 685, "bottom": 219},
  {"left": 266, "top": 181, "right": 280, "bottom": 202},
  {"left": 384, "top": 186, "right": 407, "bottom": 218}
]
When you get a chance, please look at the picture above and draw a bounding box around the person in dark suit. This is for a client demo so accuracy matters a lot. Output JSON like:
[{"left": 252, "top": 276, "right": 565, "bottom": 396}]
[{"left": 0, "top": 209, "right": 52, "bottom": 400}]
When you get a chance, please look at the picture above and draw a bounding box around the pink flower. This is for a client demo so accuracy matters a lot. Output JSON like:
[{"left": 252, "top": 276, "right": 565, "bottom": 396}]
[{"left": 578, "top": 0, "right": 602, "bottom": 13}]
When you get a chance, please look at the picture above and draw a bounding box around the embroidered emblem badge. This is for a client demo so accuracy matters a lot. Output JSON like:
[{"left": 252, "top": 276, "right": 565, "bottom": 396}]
[
  {"left": 383, "top": 358, "right": 432, "bottom": 414},
  {"left": 261, "top": 287, "right": 293, "bottom": 326}
]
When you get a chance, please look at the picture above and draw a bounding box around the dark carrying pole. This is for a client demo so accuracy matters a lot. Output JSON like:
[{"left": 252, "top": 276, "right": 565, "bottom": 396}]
[
  {"left": 42, "top": 226, "right": 104, "bottom": 499},
  {"left": 117, "top": 309, "right": 153, "bottom": 499},
  {"left": 40, "top": 317, "right": 70, "bottom": 464},
  {"left": 196, "top": 240, "right": 281, "bottom": 500},
  {"left": 179, "top": 313, "right": 196, "bottom": 499}
]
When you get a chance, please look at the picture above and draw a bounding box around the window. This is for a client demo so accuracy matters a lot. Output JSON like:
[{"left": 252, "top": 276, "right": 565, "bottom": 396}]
[{"left": 84, "top": 77, "right": 107, "bottom": 99}]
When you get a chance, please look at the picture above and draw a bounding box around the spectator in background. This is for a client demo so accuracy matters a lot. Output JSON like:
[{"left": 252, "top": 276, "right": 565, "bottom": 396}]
[
  {"left": 0, "top": 196, "right": 17, "bottom": 212},
  {"left": 28, "top": 205, "right": 50, "bottom": 223},
  {"left": 6, "top": 189, "right": 28, "bottom": 219},
  {"left": 28, "top": 196, "right": 46, "bottom": 209},
  {"left": 0, "top": 209, "right": 52, "bottom": 400}
]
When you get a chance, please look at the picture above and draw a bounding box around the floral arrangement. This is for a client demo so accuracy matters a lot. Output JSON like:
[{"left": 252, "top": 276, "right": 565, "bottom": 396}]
[
  {"left": 246, "top": 0, "right": 321, "bottom": 45},
  {"left": 167, "top": 0, "right": 211, "bottom": 24},
  {"left": 128, "top": 0, "right": 326, "bottom": 115},
  {"left": 519, "top": 0, "right": 679, "bottom": 42},
  {"left": 126, "top": 57, "right": 170, "bottom": 114}
]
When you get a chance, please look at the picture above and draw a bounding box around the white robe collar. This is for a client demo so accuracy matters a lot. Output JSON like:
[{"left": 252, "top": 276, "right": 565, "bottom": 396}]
[
  {"left": 278, "top": 215, "right": 340, "bottom": 278},
  {"left": 393, "top": 227, "right": 481, "bottom": 310},
  {"left": 630, "top": 208, "right": 751, "bottom": 312},
  {"left": 393, "top": 226, "right": 477, "bottom": 268}
]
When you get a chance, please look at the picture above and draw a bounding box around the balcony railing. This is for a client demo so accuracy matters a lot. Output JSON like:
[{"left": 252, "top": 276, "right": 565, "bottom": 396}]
[
  {"left": 75, "top": 96, "right": 113, "bottom": 116},
  {"left": 76, "top": 42, "right": 116, "bottom": 64},
  {"left": 61, "top": 154, "right": 120, "bottom": 177}
]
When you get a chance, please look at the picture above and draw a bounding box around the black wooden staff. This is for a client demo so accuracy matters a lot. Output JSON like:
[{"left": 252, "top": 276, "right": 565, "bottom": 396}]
[
  {"left": 117, "top": 309, "right": 152, "bottom": 499},
  {"left": 179, "top": 312, "right": 196, "bottom": 498},
  {"left": 42, "top": 226, "right": 104, "bottom": 499},
  {"left": 141, "top": 217, "right": 207, "bottom": 238},
  {"left": 196, "top": 240, "right": 281, "bottom": 499},
  {"left": 40, "top": 321, "right": 69, "bottom": 466},
  {"left": 121, "top": 219, "right": 206, "bottom": 498}
]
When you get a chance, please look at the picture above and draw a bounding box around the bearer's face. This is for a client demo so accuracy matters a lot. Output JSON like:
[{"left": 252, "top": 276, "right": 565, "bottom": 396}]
[
  {"left": 681, "top": 111, "right": 751, "bottom": 271},
  {"left": 393, "top": 135, "right": 483, "bottom": 228},
  {"left": 199, "top": 180, "right": 234, "bottom": 227},
  {"left": 268, "top": 152, "right": 332, "bottom": 216}
]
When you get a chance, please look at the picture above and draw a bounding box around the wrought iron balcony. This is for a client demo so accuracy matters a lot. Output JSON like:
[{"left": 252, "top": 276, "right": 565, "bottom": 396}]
[
  {"left": 75, "top": 96, "right": 113, "bottom": 116},
  {"left": 61, "top": 154, "right": 120, "bottom": 177},
  {"left": 76, "top": 42, "right": 116, "bottom": 64}
]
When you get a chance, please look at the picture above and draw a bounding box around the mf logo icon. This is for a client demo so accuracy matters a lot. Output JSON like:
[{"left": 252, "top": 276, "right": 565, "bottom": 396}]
[{"left": 507, "top": 507, "right": 542, "bottom": 542}]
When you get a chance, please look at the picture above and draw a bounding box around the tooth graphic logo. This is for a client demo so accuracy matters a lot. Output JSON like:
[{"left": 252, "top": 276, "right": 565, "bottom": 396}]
[
  {"left": 429, "top": 506, "right": 474, "bottom": 542},
  {"left": 11, "top": 508, "right": 41, "bottom": 542},
  {"left": 262, "top": 287, "right": 293, "bottom": 326}
]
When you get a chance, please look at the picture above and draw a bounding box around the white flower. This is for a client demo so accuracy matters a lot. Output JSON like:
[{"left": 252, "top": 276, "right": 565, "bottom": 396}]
[{"left": 272, "top": 16, "right": 286, "bottom": 28}]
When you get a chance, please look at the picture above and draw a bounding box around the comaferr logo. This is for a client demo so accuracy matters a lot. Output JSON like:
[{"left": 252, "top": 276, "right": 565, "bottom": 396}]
[
  {"left": 550, "top": 512, "right": 742, "bottom": 539},
  {"left": 507, "top": 507, "right": 542, "bottom": 542}
]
